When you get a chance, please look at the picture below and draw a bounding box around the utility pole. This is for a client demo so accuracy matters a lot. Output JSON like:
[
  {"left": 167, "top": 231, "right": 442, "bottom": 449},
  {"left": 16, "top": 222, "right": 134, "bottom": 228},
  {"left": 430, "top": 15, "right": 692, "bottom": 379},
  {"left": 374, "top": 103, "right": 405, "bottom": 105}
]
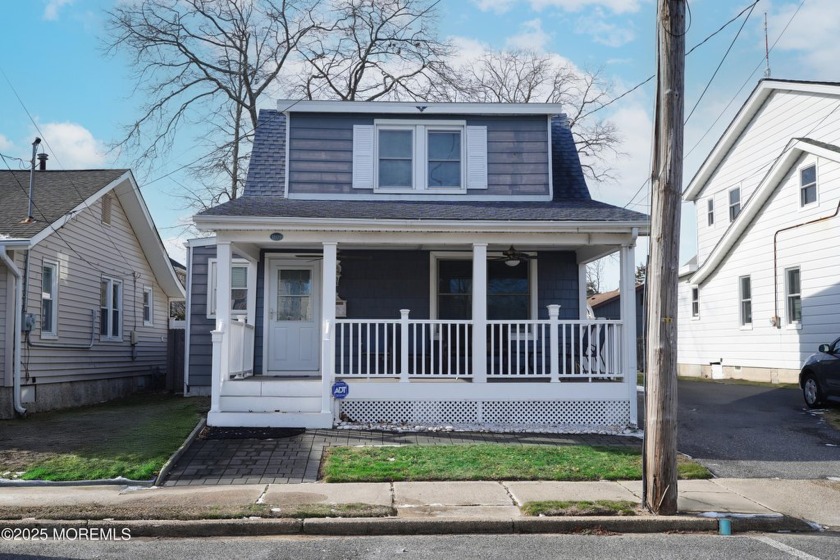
[{"left": 644, "top": 0, "right": 685, "bottom": 515}]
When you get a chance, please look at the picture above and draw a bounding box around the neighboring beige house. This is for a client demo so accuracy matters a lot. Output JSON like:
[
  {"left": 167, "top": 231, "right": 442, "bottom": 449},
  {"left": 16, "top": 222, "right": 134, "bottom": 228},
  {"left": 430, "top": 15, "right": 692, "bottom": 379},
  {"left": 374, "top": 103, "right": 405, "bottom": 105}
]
[
  {"left": 679, "top": 79, "right": 840, "bottom": 384},
  {"left": 0, "top": 167, "right": 184, "bottom": 418}
]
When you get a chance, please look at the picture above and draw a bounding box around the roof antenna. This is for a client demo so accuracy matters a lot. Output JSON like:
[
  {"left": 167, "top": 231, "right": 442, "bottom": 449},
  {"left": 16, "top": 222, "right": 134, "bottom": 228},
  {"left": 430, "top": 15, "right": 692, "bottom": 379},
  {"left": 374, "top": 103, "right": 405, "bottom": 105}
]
[
  {"left": 23, "top": 138, "right": 42, "bottom": 224},
  {"left": 763, "top": 12, "right": 771, "bottom": 78}
]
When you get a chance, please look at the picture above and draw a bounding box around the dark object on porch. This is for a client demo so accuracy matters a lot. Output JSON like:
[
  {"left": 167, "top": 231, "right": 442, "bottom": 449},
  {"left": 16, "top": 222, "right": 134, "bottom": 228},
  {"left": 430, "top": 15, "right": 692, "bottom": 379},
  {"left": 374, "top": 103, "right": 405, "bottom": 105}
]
[{"left": 199, "top": 426, "right": 306, "bottom": 440}]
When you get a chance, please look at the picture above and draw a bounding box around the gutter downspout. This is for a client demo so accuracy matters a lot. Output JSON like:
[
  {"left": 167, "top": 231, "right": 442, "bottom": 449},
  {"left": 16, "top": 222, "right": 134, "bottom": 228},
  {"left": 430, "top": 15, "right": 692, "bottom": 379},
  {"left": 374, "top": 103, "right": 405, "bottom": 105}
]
[{"left": 0, "top": 246, "right": 27, "bottom": 416}]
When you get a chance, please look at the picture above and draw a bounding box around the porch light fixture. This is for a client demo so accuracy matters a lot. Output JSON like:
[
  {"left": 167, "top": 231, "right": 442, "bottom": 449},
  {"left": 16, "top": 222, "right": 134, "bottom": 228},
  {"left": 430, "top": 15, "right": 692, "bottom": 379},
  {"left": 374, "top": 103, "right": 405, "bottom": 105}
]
[
  {"left": 269, "top": 232, "right": 284, "bottom": 241},
  {"left": 505, "top": 256, "right": 521, "bottom": 267}
]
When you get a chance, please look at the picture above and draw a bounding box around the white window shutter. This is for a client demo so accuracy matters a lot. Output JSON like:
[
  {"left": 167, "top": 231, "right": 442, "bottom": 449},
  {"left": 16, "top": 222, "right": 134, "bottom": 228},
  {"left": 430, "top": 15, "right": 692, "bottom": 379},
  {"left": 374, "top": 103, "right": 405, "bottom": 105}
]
[
  {"left": 466, "top": 126, "right": 488, "bottom": 189},
  {"left": 352, "top": 125, "right": 375, "bottom": 189}
]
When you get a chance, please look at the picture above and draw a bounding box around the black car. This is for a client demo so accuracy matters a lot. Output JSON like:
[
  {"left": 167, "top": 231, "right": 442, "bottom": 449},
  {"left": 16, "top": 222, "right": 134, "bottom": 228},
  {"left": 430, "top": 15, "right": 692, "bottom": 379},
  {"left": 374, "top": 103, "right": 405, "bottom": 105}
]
[{"left": 799, "top": 337, "right": 840, "bottom": 408}]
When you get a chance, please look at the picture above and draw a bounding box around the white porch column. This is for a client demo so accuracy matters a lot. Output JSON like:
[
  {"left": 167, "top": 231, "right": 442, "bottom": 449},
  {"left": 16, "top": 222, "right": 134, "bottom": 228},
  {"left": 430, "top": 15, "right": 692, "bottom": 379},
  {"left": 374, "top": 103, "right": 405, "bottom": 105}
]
[
  {"left": 210, "top": 241, "right": 232, "bottom": 413},
  {"left": 472, "top": 243, "right": 488, "bottom": 382},
  {"left": 321, "top": 242, "right": 338, "bottom": 415},
  {"left": 620, "top": 243, "right": 638, "bottom": 427},
  {"left": 578, "top": 263, "right": 588, "bottom": 319}
]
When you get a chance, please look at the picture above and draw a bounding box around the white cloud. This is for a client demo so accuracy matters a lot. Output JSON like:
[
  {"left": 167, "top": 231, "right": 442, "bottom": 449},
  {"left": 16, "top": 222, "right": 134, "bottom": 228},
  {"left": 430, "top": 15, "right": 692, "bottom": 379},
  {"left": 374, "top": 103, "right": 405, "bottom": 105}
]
[
  {"left": 505, "top": 19, "right": 552, "bottom": 52},
  {"left": 530, "top": 0, "right": 644, "bottom": 14},
  {"left": 43, "top": 0, "right": 74, "bottom": 21},
  {"left": 163, "top": 235, "right": 188, "bottom": 265},
  {"left": 575, "top": 8, "right": 636, "bottom": 47},
  {"left": 0, "top": 134, "right": 13, "bottom": 152},
  {"left": 37, "top": 122, "right": 106, "bottom": 169},
  {"left": 471, "top": 0, "right": 518, "bottom": 14},
  {"left": 768, "top": 0, "right": 840, "bottom": 76}
]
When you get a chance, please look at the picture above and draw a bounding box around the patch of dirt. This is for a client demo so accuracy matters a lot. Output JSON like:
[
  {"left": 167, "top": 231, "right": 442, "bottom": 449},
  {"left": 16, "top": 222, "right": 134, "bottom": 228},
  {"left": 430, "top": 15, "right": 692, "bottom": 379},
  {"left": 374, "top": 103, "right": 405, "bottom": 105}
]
[{"left": 198, "top": 426, "right": 306, "bottom": 440}]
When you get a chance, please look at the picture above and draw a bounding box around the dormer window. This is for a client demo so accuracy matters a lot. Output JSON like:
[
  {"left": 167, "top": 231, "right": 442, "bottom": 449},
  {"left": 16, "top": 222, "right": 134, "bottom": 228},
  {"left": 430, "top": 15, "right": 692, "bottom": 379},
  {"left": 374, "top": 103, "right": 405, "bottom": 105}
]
[{"left": 353, "top": 121, "right": 486, "bottom": 192}]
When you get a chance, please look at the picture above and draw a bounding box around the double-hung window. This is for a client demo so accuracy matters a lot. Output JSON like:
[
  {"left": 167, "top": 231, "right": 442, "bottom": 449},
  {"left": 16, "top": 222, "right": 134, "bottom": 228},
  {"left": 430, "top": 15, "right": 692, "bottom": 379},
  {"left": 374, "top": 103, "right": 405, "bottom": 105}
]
[
  {"left": 707, "top": 199, "right": 714, "bottom": 226},
  {"left": 786, "top": 267, "right": 802, "bottom": 324},
  {"left": 100, "top": 277, "right": 123, "bottom": 340},
  {"left": 739, "top": 276, "right": 752, "bottom": 327},
  {"left": 729, "top": 188, "right": 741, "bottom": 222},
  {"left": 800, "top": 164, "right": 817, "bottom": 207},
  {"left": 354, "top": 121, "right": 486, "bottom": 192},
  {"left": 41, "top": 261, "right": 58, "bottom": 337},
  {"left": 435, "top": 257, "right": 531, "bottom": 320},
  {"left": 208, "top": 259, "right": 250, "bottom": 318},
  {"left": 143, "top": 286, "right": 154, "bottom": 326}
]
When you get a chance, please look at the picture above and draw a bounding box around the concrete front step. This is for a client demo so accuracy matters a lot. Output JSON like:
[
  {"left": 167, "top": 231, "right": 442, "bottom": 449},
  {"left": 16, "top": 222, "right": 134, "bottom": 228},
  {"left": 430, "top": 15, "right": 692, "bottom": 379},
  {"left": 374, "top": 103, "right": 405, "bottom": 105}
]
[
  {"left": 221, "top": 378, "right": 322, "bottom": 398},
  {"left": 219, "top": 396, "right": 322, "bottom": 413},
  {"left": 207, "top": 411, "right": 333, "bottom": 428}
]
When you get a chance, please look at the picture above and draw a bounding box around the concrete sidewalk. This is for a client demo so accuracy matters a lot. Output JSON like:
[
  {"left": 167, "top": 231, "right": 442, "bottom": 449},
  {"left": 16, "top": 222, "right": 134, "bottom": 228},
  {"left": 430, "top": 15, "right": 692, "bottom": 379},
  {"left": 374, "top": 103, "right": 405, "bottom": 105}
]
[{"left": 1, "top": 478, "right": 836, "bottom": 537}]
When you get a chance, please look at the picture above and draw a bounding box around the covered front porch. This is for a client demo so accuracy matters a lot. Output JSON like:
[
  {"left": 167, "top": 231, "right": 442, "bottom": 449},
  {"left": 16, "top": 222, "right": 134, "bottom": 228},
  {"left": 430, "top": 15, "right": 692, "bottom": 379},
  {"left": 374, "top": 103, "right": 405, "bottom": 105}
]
[{"left": 206, "top": 225, "right": 640, "bottom": 429}]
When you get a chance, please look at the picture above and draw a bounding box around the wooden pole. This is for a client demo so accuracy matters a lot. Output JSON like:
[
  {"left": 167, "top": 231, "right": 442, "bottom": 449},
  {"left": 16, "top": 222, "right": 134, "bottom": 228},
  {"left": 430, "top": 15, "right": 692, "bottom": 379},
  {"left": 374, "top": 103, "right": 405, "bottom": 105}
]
[{"left": 644, "top": 0, "right": 685, "bottom": 515}]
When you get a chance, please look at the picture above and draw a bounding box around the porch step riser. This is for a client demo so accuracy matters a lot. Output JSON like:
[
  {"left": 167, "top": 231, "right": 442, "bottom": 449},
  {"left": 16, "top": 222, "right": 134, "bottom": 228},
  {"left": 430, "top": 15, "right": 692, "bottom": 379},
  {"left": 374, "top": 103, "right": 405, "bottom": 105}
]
[
  {"left": 208, "top": 411, "right": 332, "bottom": 429},
  {"left": 221, "top": 380, "right": 322, "bottom": 398},
  {"left": 219, "top": 396, "right": 322, "bottom": 413}
]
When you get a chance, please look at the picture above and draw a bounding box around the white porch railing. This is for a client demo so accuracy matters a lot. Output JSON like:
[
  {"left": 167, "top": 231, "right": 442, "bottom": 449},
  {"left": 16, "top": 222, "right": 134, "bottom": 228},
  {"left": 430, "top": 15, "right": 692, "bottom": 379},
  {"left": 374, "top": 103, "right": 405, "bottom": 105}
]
[
  {"left": 229, "top": 319, "right": 255, "bottom": 377},
  {"left": 334, "top": 312, "right": 624, "bottom": 382}
]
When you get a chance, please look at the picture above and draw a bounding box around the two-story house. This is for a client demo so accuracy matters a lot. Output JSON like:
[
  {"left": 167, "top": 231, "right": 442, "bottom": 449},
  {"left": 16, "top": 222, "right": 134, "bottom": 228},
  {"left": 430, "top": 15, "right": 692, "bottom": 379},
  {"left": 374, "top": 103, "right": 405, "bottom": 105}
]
[
  {"left": 678, "top": 79, "right": 840, "bottom": 385},
  {"left": 186, "top": 100, "right": 649, "bottom": 429}
]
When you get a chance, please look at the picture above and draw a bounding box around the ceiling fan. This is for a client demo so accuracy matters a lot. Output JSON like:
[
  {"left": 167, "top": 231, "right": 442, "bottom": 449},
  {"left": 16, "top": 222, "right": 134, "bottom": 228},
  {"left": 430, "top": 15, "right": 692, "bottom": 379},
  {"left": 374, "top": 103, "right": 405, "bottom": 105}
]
[{"left": 492, "top": 246, "right": 536, "bottom": 267}]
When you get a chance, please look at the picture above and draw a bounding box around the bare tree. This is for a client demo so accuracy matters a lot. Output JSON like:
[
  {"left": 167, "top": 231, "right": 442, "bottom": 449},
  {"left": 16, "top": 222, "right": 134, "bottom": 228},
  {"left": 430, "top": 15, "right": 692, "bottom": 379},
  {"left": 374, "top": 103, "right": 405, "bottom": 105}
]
[
  {"left": 586, "top": 259, "right": 607, "bottom": 296},
  {"left": 292, "top": 0, "right": 451, "bottom": 101},
  {"left": 441, "top": 49, "right": 621, "bottom": 182},
  {"left": 105, "top": 0, "right": 319, "bottom": 208}
]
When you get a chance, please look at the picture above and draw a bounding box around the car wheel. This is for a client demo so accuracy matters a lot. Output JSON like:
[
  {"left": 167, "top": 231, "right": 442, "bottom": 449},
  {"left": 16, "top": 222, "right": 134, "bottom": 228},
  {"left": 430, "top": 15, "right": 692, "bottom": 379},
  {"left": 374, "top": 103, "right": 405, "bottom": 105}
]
[{"left": 802, "top": 374, "right": 824, "bottom": 409}]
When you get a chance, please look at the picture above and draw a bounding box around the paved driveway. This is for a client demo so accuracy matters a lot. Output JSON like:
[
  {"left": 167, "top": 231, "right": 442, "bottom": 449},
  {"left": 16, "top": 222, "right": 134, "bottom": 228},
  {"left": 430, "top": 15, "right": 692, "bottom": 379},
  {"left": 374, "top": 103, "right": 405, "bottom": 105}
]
[{"left": 671, "top": 379, "right": 840, "bottom": 479}]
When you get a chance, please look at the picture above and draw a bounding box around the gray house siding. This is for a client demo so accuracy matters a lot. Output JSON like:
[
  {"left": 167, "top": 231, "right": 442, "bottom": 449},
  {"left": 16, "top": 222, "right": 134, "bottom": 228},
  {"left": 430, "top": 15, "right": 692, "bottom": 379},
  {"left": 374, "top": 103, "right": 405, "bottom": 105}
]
[
  {"left": 287, "top": 113, "right": 550, "bottom": 197},
  {"left": 536, "top": 251, "right": 580, "bottom": 319},
  {"left": 187, "top": 245, "right": 216, "bottom": 389}
]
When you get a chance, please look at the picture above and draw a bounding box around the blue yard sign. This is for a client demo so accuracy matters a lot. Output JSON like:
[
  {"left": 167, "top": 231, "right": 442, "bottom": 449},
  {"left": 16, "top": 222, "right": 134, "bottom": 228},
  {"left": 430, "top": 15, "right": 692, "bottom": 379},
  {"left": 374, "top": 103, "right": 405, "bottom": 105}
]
[{"left": 331, "top": 380, "right": 349, "bottom": 399}]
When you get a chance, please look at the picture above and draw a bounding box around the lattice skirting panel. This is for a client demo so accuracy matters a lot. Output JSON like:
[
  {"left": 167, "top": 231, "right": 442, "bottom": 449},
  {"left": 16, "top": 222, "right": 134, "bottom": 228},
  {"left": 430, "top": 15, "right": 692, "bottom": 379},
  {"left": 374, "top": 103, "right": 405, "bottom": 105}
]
[{"left": 339, "top": 400, "right": 631, "bottom": 427}]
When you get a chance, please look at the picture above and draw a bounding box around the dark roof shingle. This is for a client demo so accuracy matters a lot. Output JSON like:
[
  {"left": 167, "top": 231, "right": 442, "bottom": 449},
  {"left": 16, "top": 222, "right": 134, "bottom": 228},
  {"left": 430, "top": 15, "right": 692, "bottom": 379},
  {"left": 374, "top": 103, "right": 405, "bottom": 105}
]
[{"left": 0, "top": 170, "right": 127, "bottom": 239}]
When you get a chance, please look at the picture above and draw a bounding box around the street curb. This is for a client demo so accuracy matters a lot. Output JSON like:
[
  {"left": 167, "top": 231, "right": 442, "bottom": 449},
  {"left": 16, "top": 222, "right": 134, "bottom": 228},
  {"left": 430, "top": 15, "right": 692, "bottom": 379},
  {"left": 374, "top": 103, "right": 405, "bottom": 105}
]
[
  {"left": 0, "top": 514, "right": 814, "bottom": 537},
  {"left": 154, "top": 417, "right": 206, "bottom": 487}
]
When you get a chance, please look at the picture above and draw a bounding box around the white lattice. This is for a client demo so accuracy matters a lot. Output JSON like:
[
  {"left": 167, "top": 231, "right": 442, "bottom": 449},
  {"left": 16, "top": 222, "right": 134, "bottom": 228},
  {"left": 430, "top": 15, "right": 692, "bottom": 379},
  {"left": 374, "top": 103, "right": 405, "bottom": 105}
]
[{"left": 339, "top": 400, "right": 630, "bottom": 427}]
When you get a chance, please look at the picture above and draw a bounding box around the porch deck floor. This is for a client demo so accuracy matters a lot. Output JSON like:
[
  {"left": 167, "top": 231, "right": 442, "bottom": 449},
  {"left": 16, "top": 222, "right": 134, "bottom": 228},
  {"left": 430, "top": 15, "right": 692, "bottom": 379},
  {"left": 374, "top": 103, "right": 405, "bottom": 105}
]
[{"left": 162, "top": 429, "right": 640, "bottom": 486}]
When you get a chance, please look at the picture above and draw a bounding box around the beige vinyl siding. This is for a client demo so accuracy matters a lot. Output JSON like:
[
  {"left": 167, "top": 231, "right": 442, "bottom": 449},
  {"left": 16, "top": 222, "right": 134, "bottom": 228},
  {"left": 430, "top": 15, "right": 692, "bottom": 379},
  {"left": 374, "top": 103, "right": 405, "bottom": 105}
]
[
  {"left": 20, "top": 188, "right": 170, "bottom": 384},
  {"left": 680, "top": 155, "right": 840, "bottom": 371},
  {"left": 696, "top": 91, "right": 840, "bottom": 264}
]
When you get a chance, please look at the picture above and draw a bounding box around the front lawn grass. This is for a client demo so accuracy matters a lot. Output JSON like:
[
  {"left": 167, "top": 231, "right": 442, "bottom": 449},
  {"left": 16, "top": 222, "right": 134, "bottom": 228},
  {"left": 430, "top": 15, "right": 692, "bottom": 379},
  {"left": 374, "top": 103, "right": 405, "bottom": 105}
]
[
  {"left": 825, "top": 408, "right": 840, "bottom": 431},
  {"left": 321, "top": 444, "right": 711, "bottom": 482},
  {"left": 5, "top": 394, "right": 207, "bottom": 482}
]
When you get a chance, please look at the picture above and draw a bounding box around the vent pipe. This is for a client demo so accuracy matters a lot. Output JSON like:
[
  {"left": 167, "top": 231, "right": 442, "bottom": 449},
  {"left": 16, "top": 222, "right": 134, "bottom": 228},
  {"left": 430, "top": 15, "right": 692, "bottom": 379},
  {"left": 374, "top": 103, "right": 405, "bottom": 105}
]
[
  {"left": 37, "top": 153, "right": 48, "bottom": 171},
  {"left": 27, "top": 138, "right": 41, "bottom": 221}
]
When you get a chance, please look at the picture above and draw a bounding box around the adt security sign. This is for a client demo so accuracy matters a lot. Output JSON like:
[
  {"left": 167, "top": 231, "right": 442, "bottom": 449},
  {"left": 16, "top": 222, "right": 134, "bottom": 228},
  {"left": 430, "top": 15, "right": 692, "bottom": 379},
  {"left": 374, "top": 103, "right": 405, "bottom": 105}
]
[{"left": 331, "top": 380, "right": 349, "bottom": 399}]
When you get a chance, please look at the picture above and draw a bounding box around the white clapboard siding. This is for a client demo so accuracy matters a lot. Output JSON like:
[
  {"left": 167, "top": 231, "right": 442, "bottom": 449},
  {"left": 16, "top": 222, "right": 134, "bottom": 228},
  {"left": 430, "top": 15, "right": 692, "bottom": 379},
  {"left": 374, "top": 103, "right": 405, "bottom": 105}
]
[
  {"left": 680, "top": 155, "right": 840, "bottom": 371},
  {"left": 13, "top": 192, "right": 170, "bottom": 384},
  {"left": 695, "top": 91, "right": 840, "bottom": 264}
]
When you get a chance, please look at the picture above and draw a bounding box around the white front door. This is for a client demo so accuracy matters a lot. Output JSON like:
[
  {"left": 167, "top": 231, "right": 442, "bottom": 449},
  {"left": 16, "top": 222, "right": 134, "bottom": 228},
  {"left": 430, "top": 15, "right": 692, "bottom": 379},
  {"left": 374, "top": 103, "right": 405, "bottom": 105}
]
[{"left": 267, "top": 261, "right": 320, "bottom": 375}]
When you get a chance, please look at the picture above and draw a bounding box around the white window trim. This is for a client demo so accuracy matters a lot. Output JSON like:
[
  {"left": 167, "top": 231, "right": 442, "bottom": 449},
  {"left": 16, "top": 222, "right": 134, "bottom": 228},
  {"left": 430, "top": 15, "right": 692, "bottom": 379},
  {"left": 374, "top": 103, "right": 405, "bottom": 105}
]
[
  {"left": 428, "top": 251, "right": 538, "bottom": 330},
  {"left": 100, "top": 277, "right": 123, "bottom": 341},
  {"left": 738, "top": 275, "right": 752, "bottom": 329},
  {"left": 728, "top": 187, "right": 741, "bottom": 222},
  {"left": 706, "top": 198, "right": 714, "bottom": 227},
  {"left": 798, "top": 162, "right": 818, "bottom": 209},
  {"left": 207, "top": 258, "right": 254, "bottom": 321},
  {"left": 785, "top": 266, "right": 802, "bottom": 327},
  {"left": 41, "top": 260, "right": 59, "bottom": 339},
  {"left": 143, "top": 286, "right": 154, "bottom": 327},
  {"left": 690, "top": 285, "right": 699, "bottom": 320}
]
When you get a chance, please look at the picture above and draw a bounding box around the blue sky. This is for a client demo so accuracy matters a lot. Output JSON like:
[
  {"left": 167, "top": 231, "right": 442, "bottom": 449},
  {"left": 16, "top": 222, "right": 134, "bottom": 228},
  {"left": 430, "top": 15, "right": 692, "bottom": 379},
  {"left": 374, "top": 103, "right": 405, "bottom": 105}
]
[{"left": 1, "top": 0, "right": 837, "bottom": 283}]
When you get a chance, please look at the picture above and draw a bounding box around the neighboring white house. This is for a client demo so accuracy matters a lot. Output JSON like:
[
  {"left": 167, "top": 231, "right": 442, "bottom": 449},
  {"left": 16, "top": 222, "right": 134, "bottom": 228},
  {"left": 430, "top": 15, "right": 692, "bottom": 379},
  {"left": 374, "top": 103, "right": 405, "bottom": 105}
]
[
  {"left": 185, "top": 101, "right": 650, "bottom": 430},
  {"left": 0, "top": 167, "right": 185, "bottom": 418},
  {"left": 678, "top": 79, "right": 840, "bottom": 383}
]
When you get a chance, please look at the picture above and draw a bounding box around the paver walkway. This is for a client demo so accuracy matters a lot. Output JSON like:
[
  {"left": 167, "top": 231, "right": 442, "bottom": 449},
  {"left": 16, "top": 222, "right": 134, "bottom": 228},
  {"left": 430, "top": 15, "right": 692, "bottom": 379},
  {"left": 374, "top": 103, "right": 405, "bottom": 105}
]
[{"left": 163, "top": 429, "right": 639, "bottom": 486}]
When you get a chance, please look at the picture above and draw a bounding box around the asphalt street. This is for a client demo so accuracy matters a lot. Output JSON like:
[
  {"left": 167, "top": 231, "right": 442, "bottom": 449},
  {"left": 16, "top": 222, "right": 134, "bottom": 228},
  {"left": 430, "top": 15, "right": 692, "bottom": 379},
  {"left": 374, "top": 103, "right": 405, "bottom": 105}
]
[
  {"left": 655, "top": 379, "right": 840, "bottom": 479},
  {"left": 2, "top": 533, "right": 840, "bottom": 560}
]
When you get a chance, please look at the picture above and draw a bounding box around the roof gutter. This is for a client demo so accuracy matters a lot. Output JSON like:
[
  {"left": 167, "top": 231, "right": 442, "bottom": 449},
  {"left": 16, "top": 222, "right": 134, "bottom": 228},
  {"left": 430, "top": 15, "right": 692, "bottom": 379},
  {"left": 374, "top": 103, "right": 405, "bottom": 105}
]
[{"left": 0, "top": 243, "right": 27, "bottom": 416}]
